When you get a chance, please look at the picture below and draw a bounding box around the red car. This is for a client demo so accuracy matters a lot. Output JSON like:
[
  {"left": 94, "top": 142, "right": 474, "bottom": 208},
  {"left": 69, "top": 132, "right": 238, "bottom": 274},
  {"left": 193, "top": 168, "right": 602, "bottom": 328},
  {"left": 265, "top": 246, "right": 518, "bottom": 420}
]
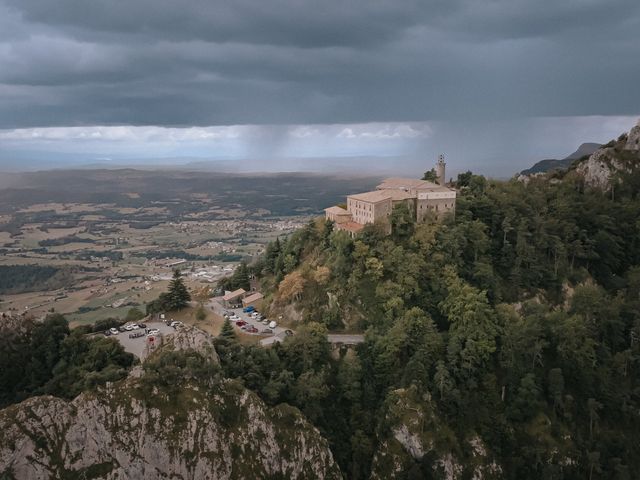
[{"left": 236, "top": 321, "right": 247, "bottom": 327}]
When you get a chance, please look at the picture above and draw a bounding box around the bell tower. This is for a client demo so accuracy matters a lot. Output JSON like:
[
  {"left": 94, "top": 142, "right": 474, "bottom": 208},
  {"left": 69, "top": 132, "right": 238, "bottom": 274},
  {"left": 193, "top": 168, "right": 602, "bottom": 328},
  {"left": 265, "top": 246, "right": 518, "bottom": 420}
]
[{"left": 436, "top": 154, "right": 446, "bottom": 185}]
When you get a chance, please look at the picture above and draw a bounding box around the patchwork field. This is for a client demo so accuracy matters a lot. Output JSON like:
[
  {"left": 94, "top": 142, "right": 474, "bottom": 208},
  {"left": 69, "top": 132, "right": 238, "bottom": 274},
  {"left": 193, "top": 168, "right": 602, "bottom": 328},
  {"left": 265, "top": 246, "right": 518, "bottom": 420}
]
[{"left": 0, "top": 169, "right": 379, "bottom": 327}]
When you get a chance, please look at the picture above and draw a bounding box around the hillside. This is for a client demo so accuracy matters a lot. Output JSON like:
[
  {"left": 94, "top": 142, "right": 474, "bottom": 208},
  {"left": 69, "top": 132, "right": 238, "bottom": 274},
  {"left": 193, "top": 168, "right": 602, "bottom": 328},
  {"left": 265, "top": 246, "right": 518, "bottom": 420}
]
[
  {"left": 571, "top": 121, "right": 640, "bottom": 189},
  {"left": 1, "top": 123, "right": 639, "bottom": 480},
  {"left": 0, "top": 324, "right": 341, "bottom": 480},
  {"left": 245, "top": 135, "right": 640, "bottom": 478},
  {"left": 518, "top": 142, "right": 600, "bottom": 176}
]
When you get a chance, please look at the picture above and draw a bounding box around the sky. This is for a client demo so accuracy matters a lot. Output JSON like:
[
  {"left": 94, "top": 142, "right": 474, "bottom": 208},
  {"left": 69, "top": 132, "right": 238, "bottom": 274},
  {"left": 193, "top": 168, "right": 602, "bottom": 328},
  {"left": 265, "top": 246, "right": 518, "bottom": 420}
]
[{"left": 0, "top": 0, "right": 639, "bottom": 176}]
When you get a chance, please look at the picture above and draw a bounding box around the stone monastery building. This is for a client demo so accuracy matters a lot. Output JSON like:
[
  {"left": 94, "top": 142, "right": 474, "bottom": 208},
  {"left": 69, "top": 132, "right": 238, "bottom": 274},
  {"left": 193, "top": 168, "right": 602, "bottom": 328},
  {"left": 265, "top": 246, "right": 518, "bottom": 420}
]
[{"left": 325, "top": 156, "right": 457, "bottom": 236}]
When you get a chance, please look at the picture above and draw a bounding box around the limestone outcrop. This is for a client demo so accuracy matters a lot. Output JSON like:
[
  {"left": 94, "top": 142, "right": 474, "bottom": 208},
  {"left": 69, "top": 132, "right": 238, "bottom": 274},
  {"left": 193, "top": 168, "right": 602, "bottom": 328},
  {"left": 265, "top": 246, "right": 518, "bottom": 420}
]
[
  {"left": 572, "top": 120, "right": 639, "bottom": 190},
  {"left": 369, "top": 388, "right": 501, "bottom": 480},
  {"left": 0, "top": 326, "right": 342, "bottom": 480}
]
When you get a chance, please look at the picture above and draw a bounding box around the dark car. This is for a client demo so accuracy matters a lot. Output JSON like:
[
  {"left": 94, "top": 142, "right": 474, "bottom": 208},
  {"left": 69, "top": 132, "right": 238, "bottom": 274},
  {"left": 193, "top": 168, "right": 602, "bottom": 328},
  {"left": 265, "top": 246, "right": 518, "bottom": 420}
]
[
  {"left": 138, "top": 323, "right": 147, "bottom": 329},
  {"left": 118, "top": 326, "right": 126, "bottom": 332},
  {"left": 236, "top": 320, "right": 247, "bottom": 327},
  {"left": 284, "top": 330, "right": 294, "bottom": 336},
  {"left": 103, "top": 330, "right": 111, "bottom": 336},
  {"left": 261, "top": 328, "right": 273, "bottom": 334}
]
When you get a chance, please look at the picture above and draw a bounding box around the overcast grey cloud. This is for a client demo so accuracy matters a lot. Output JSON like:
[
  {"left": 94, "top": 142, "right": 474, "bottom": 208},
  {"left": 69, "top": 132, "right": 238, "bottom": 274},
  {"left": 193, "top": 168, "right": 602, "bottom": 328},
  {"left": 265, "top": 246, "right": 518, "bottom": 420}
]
[{"left": 0, "top": 0, "right": 638, "bottom": 173}]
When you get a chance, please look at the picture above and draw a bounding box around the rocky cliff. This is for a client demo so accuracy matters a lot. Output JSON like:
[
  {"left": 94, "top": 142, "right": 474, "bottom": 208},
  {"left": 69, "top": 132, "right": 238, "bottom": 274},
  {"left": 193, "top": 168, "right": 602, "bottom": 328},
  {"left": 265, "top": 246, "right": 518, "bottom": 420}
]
[
  {"left": 518, "top": 120, "right": 640, "bottom": 189},
  {"left": 575, "top": 122, "right": 640, "bottom": 189},
  {"left": 370, "top": 387, "right": 502, "bottom": 480},
  {"left": 518, "top": 142, "right": 600, "bottom": 177},
  {"left": 0, "top": 326, "right": 342, "bottom": 480}
]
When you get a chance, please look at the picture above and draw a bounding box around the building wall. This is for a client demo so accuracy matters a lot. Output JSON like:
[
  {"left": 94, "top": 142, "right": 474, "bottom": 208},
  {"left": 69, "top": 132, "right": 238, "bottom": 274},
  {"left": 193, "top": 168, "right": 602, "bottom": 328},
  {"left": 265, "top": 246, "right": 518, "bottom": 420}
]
[
  {"left": 326, "top": 210, "right": 352, "bottom": 224},
  {"left": 416, "top": 197, "right": 456, "bottom": 222},
  {"left": 347, "top": 198, "right": 392, "bottom": 225},
  {"left": 243, "top": 298, "right": 263, "bottom": 310}
]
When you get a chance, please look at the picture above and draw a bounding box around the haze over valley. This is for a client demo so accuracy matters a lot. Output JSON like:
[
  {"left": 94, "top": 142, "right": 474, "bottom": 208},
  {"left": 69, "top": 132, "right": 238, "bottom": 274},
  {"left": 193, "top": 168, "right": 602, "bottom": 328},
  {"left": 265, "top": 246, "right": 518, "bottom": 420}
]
[{"left": 1, "top": 0, "right": 640, "bottom": 479}]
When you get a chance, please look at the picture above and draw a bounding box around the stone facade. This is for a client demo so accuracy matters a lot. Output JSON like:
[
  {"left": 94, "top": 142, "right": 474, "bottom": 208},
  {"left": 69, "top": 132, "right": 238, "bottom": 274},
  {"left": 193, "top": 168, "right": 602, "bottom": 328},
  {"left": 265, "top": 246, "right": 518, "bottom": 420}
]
[{"left": 326, "top": 159, "right": 457, "bottom": 234}]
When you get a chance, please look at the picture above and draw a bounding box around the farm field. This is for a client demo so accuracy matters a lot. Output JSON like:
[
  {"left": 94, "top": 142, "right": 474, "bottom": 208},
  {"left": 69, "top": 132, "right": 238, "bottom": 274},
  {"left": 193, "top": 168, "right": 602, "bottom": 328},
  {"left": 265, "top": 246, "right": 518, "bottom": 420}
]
[{"left": 0, "top": 169, "right": 379, "bottom": 327}]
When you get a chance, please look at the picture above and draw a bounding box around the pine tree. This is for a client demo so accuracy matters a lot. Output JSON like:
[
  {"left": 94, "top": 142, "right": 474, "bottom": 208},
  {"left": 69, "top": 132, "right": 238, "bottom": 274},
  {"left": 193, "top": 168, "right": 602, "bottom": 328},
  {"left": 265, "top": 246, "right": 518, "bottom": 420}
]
[
  {"left": 167, "top": 269, "right": 191, "bottom": 311},
  {"left": 231, "top": 262, "right": 250, "bottom": 291},
  {"left": 220, "top": 318, "right": 236, "bottom": 340}
]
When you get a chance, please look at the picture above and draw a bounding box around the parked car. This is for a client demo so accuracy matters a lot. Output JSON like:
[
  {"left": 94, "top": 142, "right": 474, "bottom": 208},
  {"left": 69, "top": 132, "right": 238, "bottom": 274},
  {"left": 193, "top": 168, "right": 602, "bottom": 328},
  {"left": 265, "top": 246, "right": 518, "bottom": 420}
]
[
  {"left": 230, "top": 315, "right": 240, "bottom": 321},
  {"left": 251, "top": 312, "right": 260, "bottom": 318},
  {"left": 262, "top": 319, "right": 269, "bottom": 325},
  {"left": 118, "top": 326, "right": 126, "bottom": 332},
  {"left": 246, "top": 326, "right": 258, "bottom": 333},
  {"left": 236, "top": 320, "right": 247, "bottom": 327},
  {"left": 170, "top": 321, "right": 182, "bottom": 328},
  {"left": 223, "top": 310, "right": 232, "bottom": 317},
  {"left": 129, "top": 332, "right": 145, "bottom": 339},
  {"left": 261, "top": 328, "right": 273, "bottom": 334},
  {"left": 243, "top": 306, "right": 255, "bottom": 313},
  {"left": 284, "top": 330, "right": 294, "bottom": 336},
  {"left": 147, "top": 328, "right": 160, "bottom": 336},
  {"left": 124, "top": 324, "right": 134, "bottom": 331},
  {"left": 130, "top": 323, "right": 139, "bottom": 330},
  {"left": 109, "top": 327, "right": 119, "bottom": 335},
  {"left": 269, "top": 321, "right": 277, "bottom": 329},
  {"left": 138, "top": 323, "right": 147, "bottom": 329},
  {"left": 103, "top": 330, "right": 112, "bottom": 336}
]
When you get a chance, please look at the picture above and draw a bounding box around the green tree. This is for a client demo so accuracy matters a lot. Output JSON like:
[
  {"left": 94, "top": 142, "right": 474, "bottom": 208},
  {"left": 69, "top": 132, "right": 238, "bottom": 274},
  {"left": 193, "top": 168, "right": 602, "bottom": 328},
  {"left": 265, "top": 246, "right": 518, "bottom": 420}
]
[
  {"left": 125, "top": 307, "right": 145, "bottom": 322},
  {"left": 166, "top": 269, "right": 191, "bottom": 311},
  {"left": 220, "top": 318, "right": 236, "bottom": 340},
  {"left": 422, "top": 168, "right": 437, "bottom": 182},
  {"left": 440, "top": 267, "right": 499, "bottom": 376}
]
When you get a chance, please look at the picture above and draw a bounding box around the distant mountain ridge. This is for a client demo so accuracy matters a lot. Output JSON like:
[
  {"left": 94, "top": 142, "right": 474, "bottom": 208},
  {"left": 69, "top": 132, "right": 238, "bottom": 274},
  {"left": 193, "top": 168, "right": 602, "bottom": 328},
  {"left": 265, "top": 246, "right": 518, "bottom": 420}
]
[{"left": 519, "top": 142, "right": 601, "bottom": 176}]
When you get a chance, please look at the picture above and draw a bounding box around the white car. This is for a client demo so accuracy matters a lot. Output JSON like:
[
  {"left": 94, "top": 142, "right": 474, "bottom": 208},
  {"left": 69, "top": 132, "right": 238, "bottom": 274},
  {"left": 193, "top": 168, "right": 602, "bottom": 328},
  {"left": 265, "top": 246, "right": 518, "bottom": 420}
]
[
  {"left": 109, "top": 327, "right": 119, "bottom": 335},
  {"left": 170, "top": 321, "right": 182, "bottom": 328},
  {"left": 251, "top": 312, "right": 260, "bottom": 318},
  {"left": 147, "top": 329, "right": 160, "bottom": 336},
  {"left": 262, "top": 319, "right": 269, "bottom": 325},
  {"left": 130, "top": 324, "right": 139, "bottom": 330},
  {"left": 268, "top": 321, "right": 277, "bottom": 329},
  {"left": 124, "top": 324, "right": 134, "bottom": 331},
  {"left": 229, "top": 315, "right": 240, "bottom": 322}
]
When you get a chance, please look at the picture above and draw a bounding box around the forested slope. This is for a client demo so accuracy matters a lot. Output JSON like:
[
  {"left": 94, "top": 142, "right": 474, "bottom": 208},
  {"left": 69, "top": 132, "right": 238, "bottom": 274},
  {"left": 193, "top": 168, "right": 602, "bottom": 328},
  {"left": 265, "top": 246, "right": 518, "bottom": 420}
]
[{"left": 237, "top": 157, "right": 640, "bottom": 478}]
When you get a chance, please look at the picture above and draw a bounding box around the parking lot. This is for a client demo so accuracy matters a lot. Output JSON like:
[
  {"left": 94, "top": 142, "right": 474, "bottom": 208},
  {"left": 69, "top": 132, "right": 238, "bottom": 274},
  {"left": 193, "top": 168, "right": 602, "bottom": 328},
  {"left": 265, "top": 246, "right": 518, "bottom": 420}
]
[
  {"left": 108, "top": 321, "right": 176, "bottom": 359},
  {"left": 208, "top": 300, "right": 289, "bottom": 339}
]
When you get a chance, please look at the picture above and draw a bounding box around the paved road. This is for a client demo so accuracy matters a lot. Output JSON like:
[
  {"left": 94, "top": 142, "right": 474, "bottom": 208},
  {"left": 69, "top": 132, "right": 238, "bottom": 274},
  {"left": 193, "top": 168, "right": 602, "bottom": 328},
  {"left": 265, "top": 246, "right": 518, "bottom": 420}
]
[{"left": 327, "top": 334, "right": 365, "bottom": 345}]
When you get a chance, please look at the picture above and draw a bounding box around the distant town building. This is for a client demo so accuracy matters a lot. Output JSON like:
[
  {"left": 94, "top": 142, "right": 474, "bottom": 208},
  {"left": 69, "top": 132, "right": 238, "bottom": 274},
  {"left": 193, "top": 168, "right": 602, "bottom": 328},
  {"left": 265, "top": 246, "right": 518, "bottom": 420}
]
[{"left": 325, "top": 156, "right": 457, "bottom": 236}]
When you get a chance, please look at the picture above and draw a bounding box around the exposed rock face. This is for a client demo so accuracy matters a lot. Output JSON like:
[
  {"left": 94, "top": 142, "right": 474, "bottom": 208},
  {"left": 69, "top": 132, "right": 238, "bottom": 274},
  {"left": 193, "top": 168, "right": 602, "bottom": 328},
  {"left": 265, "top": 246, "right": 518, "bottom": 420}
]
[
  {"left": 575, "top": 148, "right": 626, "bottom": 190},
  {"left": 0, "top": 326, "right": 342, "bottom": 480},
  {"left": 165, "top": 324, "right": 220, "bottom": 359},
  {"left": 626, "top": 121, "right": 640, "bottom": 151},
  {"left": 369, "top": 388, "right": 501, "bottom": 480},
  {"left": 574, "top": 120, "right": 640, "bottom": 189},
  {"left": 518, "top": 142, "right": 601, "bottom": 177}
]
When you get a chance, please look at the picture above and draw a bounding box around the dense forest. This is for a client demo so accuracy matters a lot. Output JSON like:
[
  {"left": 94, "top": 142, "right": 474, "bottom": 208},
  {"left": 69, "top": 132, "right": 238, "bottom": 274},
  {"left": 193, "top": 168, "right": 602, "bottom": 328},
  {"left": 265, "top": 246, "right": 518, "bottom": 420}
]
[
  {"left": 216, "top": 165, "right": 640, "bottom": 479},
  {"left": 0, "top": 313, "right": 135, "bottom": 408}
]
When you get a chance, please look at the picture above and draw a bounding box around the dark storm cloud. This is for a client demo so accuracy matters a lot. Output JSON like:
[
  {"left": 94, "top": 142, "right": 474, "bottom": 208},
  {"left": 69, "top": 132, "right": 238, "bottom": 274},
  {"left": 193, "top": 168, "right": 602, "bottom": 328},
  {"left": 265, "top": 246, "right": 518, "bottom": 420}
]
[{"left": 0, "top": 0, "right": 639, "bottom": 128}]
